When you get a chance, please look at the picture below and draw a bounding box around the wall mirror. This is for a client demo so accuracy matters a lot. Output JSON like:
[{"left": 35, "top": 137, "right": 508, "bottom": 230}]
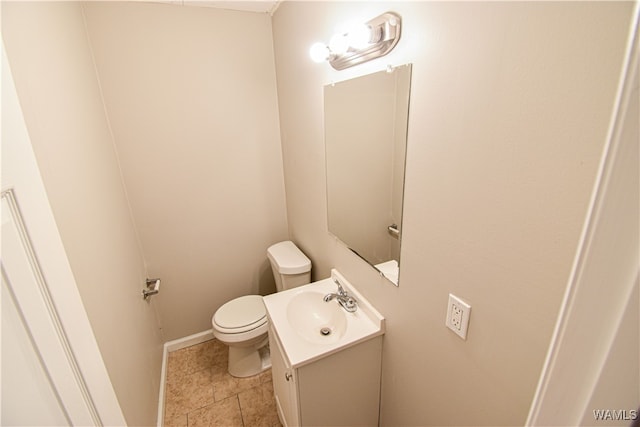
[{"left": 324, "top": 64, "right": 412, "bottom": 286}]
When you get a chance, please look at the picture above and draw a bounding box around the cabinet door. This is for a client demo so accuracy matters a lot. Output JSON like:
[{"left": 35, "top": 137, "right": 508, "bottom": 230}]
[{"left": 268, "top": 326, "right": 299, "bottom": 427}]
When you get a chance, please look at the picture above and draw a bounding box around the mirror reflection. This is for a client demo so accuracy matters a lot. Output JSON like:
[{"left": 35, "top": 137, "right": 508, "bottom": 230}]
[{"left": 324, "top": 64, "right": 412, "bottom": 286}]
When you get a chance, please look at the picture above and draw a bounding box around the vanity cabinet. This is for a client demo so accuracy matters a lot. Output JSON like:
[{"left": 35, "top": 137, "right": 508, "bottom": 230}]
[
  {"left": 263, "top": 271, "right": 386, "bottom": 426},
  {"left": 269, "top": 324, "right": 383, "bottom": 427}
]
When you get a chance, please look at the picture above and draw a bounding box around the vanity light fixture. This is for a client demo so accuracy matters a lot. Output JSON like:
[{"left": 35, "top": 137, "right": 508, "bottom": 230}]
[{"left": 309, "top": 11, "right": 402, "bottom": 70}]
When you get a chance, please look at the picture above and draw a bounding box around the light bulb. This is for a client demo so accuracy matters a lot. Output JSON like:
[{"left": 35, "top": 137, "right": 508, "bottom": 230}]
[
  {"left": 348, "top": 24, "right": 372, "bottom": 49},
  {"left": 329, "top": 33, "right": 349, "bottom": 55},
  {"left": 309, "top": 42, "right": 330, "bottom": 63}
]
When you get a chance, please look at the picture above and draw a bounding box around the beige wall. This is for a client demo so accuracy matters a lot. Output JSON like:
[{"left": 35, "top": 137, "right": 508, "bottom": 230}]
[
  {"left": 531, "top": 32, "right": 639, "bottom": 425},
  {"left": 2, "top": 2, "right": 163, "bottom": 425},
  {"left": 272, "top": 2, "right": 635, "bottom": 425},
  {"left": 82, "top": 2, "right": 288, "bottom": 340}
]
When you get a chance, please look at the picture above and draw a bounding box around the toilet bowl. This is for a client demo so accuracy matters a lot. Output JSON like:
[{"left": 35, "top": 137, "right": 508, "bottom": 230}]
[
  {"left": 212, "top": 295, "right": 269, "bottom": 377},
  {"left": 212, "top": 241, "right": 311, "bottom": 377}
]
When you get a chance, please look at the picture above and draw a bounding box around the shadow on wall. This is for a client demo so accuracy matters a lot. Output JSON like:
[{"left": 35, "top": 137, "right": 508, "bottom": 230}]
[{"left": 258, "top": 260, "right": 277, "bottom": 295}]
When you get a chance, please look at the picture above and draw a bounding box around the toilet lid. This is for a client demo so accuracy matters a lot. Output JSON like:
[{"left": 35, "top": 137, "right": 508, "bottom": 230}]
[{"left": 214, "top": 295, "right": 267, "bottom": 332}]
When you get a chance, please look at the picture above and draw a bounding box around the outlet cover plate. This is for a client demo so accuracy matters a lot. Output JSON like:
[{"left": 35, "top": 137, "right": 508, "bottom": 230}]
[{"left": 446, "top": 294, "right": 471, "bottom": 340}]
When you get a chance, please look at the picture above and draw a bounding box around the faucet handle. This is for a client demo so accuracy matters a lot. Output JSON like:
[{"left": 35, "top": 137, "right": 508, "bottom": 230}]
[
  {"left": 347, "top": 298, "right": 357, "bottom": 310},
  {"left": 334, "top": 279, "right": 346, "bottom": 295}
]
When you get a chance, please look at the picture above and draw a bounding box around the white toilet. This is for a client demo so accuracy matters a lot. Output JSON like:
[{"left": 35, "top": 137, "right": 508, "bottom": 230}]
[{"left": 212, "top": 241, "right": 311, "bottom": 377}]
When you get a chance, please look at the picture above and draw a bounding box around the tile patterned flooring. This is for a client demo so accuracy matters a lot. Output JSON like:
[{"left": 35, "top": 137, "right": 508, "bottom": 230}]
[{"left": 163, "top": 339, "right": 281, "bottom": 427}]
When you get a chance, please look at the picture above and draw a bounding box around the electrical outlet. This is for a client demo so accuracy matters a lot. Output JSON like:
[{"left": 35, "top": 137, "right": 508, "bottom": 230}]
[{"left": 446, "top": 294, "right": 471, "bottom": 340}]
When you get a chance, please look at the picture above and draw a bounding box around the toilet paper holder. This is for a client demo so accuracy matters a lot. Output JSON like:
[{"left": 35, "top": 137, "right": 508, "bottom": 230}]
[{"left": 143, "top": 278, "right": 161, "bottom": 300}]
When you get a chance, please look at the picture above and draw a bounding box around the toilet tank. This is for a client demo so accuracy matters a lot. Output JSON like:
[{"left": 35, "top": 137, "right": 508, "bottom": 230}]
[{"left": 267, "top": 241, "right": 311, "bottom": 292}]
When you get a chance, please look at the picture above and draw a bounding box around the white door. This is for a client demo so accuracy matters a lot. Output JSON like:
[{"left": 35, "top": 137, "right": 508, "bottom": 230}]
[
  {"left": 2, "top": 275, "right": 67, "bottom": 425},
  {"left": 1, "top": 43, "right": 126, "bottom": 426}
]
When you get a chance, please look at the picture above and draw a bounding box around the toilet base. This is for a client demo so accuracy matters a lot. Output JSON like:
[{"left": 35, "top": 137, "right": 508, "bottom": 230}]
[{"left": 228, "top": 339, "right": 271, "bottom": 378}]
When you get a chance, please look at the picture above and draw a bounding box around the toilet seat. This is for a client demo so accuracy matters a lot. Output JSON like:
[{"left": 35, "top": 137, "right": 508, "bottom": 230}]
[{"left": 213, "top": 295, "right": 267, "bottom": 334}]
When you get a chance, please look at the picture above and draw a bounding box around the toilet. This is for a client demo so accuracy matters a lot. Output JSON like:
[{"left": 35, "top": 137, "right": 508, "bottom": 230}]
[{"left": 212, "top": 241, "right": 311, "bottom": 377}]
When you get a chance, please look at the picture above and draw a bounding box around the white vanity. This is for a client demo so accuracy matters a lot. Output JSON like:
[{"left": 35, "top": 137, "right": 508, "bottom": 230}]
[{"left": 263, "top": 269, "right": 385, "bottom": 427}]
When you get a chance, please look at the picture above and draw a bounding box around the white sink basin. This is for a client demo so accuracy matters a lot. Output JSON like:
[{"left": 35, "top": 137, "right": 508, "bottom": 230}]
[
  {"left": 264, "top": 269, "right": 385, "bottom": 368},
  {"left": 286, "top": 291, "right": 347, "bottom": 344}
]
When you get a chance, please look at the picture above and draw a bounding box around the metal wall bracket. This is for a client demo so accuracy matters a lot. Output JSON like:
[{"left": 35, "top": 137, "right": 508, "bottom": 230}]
[{"left": 142, "top": 278, "right": 160, "bottom": 300}]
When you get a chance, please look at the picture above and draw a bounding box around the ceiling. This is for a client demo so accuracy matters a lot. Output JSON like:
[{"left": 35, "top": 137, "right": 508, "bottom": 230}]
[{"left": 154, "top": 0, "right": 281, "bottom": 14}]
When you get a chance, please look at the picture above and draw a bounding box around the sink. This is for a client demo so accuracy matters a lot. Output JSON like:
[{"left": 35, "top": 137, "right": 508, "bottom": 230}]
[
  {"left": 263, "top": 269, "right": 385, "bottom": 368},
  {"left": 286, "top": 291, "right": 347, "bottom": 344}
]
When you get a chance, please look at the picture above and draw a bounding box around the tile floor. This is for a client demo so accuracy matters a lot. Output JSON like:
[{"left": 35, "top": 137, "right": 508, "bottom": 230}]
[{"left": 163, "top": 339, "right": 281, "bottom": 427}]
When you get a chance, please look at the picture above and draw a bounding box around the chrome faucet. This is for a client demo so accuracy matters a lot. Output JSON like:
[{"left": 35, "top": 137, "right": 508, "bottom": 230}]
[{"left": 324, "top": 279, "right": 358, "bottom": 312}]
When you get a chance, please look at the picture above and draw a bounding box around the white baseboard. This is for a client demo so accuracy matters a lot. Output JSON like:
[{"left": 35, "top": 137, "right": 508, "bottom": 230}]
[
  {"left": 164, "top": 329, "right": 215, "bottom": 352},
  {"left": 157, "top": 329, "right": 215, "bottom": 426}
]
